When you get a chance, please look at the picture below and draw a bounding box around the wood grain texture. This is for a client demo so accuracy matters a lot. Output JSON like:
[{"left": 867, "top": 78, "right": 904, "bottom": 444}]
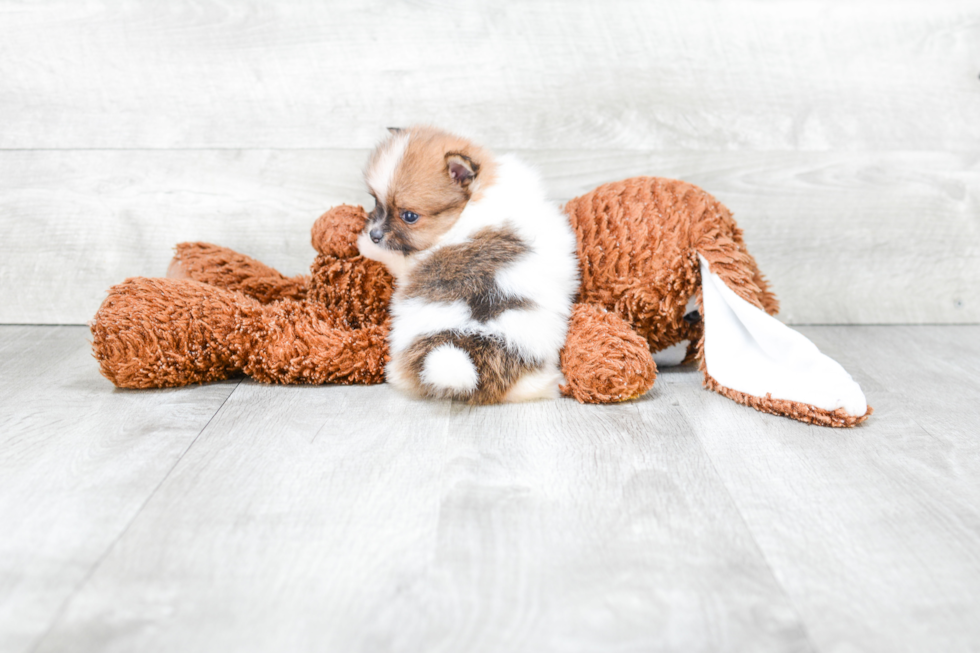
[
  {"left": 5, "top": 325, "right": 980, "bottom": 651},
  {"left": 29, "top": 380, "right": 812, "bottom": 653},
  {"left": 0, "top": 326, "right": 238, "bottom": 653},
  {"left": 0, "top": 149, "right": 364, "bottom": 325},
  {"left": 670, "top": 325, "right": 980, "bottom": 653},
  {"left": 0, "top": 0, "right": 978, "bottom": 150},
  {"left": 1, "top": 149, "right": 976, "bottom": 325}
]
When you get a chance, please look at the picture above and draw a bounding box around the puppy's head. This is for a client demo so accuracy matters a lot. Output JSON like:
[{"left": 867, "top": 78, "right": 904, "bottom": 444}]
[{"left": 359, "top": 126, "right": 495, "bottom": 266}]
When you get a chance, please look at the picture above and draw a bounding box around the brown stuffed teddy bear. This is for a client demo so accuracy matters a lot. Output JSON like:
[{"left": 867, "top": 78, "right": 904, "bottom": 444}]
[{"left": 91, "top": 177, "right": 871, "bottom": 427}]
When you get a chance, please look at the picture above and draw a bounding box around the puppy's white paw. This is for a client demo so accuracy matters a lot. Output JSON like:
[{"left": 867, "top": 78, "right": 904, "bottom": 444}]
[{"left": 503, "top": 365, "right": 561, "bottom": 403}]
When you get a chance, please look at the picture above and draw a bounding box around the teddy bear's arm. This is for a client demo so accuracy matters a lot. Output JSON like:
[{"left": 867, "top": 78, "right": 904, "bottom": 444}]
[
  {"left": 560, "top": 303, "right": 657, "bottom": 403},
  {"left": 168, "top": 242, "right": 309, "bottom": 304}
]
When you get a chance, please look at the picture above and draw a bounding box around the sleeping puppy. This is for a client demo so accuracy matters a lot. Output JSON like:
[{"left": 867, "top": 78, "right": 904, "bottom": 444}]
[{"left": 357, "top": 125, "right": 579, "bottom": 404}]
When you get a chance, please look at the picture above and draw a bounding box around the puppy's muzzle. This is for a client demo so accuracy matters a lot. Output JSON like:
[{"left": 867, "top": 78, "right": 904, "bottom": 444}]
[{"left": 369, "top": 227, "right": 384, "bottom": 244}]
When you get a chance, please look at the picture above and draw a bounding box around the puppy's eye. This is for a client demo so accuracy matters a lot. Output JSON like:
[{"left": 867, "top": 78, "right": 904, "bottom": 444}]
[{"left": 400, "top": 210, "right": 420, "bottom": 224}]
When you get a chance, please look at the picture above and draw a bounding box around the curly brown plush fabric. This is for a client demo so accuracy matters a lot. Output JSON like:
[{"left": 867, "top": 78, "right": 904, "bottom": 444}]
[
  {"left": 559, "top": 303, "right": 657, "bottom": 403},
  {"left": 308, "top": 254, "right": 392, "bottom": 331},
  {"left": 310, "top": 203, "right": 366, "bottom": 259},
  {"left": 91, "top": 178, "right": 869, "bottom": 426},
  {"left": 565, "top": 177, "right": 778, "bottom": 348},
  {"left": 91, "top": 277, "right": 388, "bottom": 388},
  {"left": 169, "top": 242, "right": 308, "bottom": 304},
  {"left": 702, "top": 369, "right": 874, "bottom": 427},
  {"left": 93, "top": 204, "right": 394, "bottom": 389},
  {"left": 92, "top": 277, "right": 250, "bottom": 387}
]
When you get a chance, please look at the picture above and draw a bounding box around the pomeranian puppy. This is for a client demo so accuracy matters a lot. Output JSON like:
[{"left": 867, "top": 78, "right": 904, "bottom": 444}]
[{"left": 357, "top": 125, "right": 579, "bottom": 404}]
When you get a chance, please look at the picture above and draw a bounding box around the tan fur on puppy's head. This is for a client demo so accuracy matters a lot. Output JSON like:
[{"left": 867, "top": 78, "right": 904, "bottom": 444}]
[{"left": 361, "top": 126, "right": 497, "bottom": 255}]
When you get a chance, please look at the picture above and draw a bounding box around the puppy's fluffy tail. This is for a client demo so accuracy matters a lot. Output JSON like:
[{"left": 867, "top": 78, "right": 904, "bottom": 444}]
[
  {"left": 389, "top": 331, "right": 555, "bottom": 404},
  {"left": 419, "top": 344, "right": 480, "bottom": 393}
]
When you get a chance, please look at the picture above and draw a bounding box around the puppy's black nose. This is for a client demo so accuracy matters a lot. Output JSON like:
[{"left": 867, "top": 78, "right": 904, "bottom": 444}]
[{"left": 369, "top": 227, "right": 384, "bottom": 244}]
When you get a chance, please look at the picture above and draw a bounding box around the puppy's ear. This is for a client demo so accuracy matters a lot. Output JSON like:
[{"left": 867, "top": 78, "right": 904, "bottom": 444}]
[
  {"left": 446, "top": 153, "right": 477, "bottom": 187},
  {"left": 387, "top": 127, "right": 403, "bottom": 134}
]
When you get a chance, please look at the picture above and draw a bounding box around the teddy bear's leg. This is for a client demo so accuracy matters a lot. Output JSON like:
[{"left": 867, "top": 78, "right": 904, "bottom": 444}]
[
  {"left": 91, "top": 277, "right": 257, "bottom": 388},
  {"left": 310, "top": 204, "right": 371, "bottom": 259},
  {"left": 169, "top": 242, "right": 309, "bottom": 304},
  {"left": 305, "top": 204, "right": 395, "bottom": 329},
  {"left": 694, "top": 255, "right": 872, "bottom": 427},
  {"left": 239, "top": 300, "right": 389, "bottom": 385},
  {"left": 91, "top": 277, "right": 390, "bottom": 389},
  {"left": 560, "top": 303, "right": 657, "bottom": 403},
  {"left": 308, "top": 255, "right": 393, "bottom": 330}
]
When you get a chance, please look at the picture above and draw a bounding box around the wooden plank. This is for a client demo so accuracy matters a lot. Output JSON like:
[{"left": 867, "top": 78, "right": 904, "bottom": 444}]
[
  {"left": 1, "top": 149, "right": 976, "bottom": 325},
  {"left": 29, "top": 381, "right": 813, "bottom": 652},
  {"left": 0, "top": 149, "right": 365, "bottom": 325},
  {"left": 672, "top": 326, "right": 980, "bottom": 653},
  {"left": 804, "top": 325, "right": 980, "bottom": 482},
  {"left": 0, "top": 1, "right": 977, "bottom": 150},
  {"left": 0, "top": 326, "right": 239, "bottom": 653}
]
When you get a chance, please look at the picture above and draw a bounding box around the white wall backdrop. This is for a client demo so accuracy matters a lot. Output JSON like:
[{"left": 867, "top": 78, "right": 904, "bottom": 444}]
[{"left": 1, "top": 0, "right": 978, "bottom": 324}]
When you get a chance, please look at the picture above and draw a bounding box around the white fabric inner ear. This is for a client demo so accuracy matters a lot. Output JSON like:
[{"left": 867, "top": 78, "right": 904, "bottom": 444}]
[{"left": 699, "top": 254, "right": 867, "bottom": 417}]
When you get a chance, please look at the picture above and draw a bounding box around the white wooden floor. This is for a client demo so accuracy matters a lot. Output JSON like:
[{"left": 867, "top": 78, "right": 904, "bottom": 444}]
[{"left": 2, "top": 324, "right": 978, "bottom": 653}]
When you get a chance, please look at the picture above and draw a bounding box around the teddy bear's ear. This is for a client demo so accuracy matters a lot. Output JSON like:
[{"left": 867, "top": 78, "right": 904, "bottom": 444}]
[{"left": 697, "top": 254, "right": 870, "bottom": 425}]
